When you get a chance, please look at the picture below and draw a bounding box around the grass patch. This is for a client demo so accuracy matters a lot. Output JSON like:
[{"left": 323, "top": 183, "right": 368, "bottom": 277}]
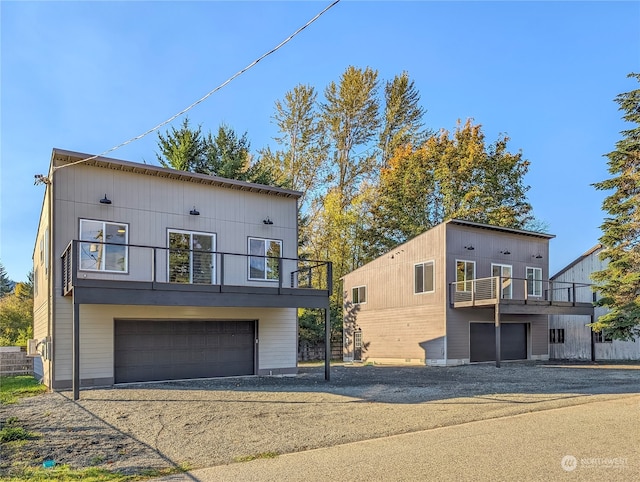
[
  {"left": 0, "top": 376, "right": 47, "bottom": 404},
  {"left": 2, "top": 464, "right": 188, "bottom": 481},
  {"left": 0, "top": 416, "right": 39, "bottom": 443},
  {"left": 234, "top": 451, "right": 279, "bottom": 463}
]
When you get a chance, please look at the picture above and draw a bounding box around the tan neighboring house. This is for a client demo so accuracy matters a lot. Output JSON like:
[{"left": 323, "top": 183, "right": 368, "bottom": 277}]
[
  {"left": 342, "top": 219, "right": 593, "bottom": 366},
  {"left": 550, "top": 245, "right": 640, "bottom": 360},
  {"left": 31, "top": 149, "right": 331, "bottom": 399}
]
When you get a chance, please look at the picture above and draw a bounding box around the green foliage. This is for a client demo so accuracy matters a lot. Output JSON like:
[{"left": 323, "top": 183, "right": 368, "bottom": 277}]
[
  {"left": 591, "top": 73, "right": 640, "bottom": 340},
  {"left": 366, "top": 119, "right": 534, "bottom": 258},
  {"left": 0, "top": 285, "right": 33, "bottom": 346},
  {"left": 259, "top": 84, "right": 328, "bottom": 210},
  {"left": 156, "top": 118, "right": 207, "bottom": 172},
  {"left": 379, "top": 71, "right": 429, "bottom": 167},
  {"left": 157, "top": 119, "right": 277, "bottom": 185},
  {"left": 0, "top": 262, "right": 12, "bottom": 297},
  {"left": 0, "top": 376, "right": 47, "bottom": 404},
  {"left": 0, "top": 425, "right": 34, "bottom": 443},
  {"left": 1, "top": 465, "right": 184, "bottom": 481}
]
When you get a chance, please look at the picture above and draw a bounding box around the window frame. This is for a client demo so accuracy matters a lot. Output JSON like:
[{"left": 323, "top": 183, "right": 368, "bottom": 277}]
[
  {"left": 79, "top": 219, "right": 129, "bottom": 273},
  {"left": 248, "top": 237, "right": 283, "bottom": 282},
  {"left": 549, "top": 328, "right": 565, "bottom": 344},
  {"left": 526, "top": 267, "right": 543, "bottom": 298},
  {"left": 414, "top": 260, "right": 435, "bottom": 294},
  {"left": 594, "top": 331, "right": 613, "bottom": 343},
  {"left": 491, "top": 263, "right": 513, "bottom": 300},
  {"left": 455, "top": 259, "right": 476, "bottom": 292},
  {"left": 167, "top": 229, "right": 217, "bottom": 284},
  {"left": 352, "top": 285, "right": 367, "bottom": 305}
]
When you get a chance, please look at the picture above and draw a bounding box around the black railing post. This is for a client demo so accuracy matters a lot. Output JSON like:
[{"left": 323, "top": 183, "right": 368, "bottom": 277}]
[
  {"left": 278, "top": 257, "right": 283, "bottom": 291},
  {"left": 549, "top": 280, "right": 554, "bottom": 303},
  {"left": 572, "top": 284, "right": 576, "bottom": 305},
  {"left": 153, "top": 247, "right": 157, "bottom": 283},
  {"left": 327, "top": 262, "right": 333, "bottom": 296},
  {"left": 220, "top": 253, "right": 225, "bottom": 286}
]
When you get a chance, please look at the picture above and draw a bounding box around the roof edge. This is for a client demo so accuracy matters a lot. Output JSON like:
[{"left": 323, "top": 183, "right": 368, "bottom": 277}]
[
  {"left": 446, "top": 218, "right": 556, "bottom": 239},
  {"left": 51, "top": 148, "right": 303, "bottom": 199},
  {"left": 550, "top": 244, "right": 603, "bottom": 280}
]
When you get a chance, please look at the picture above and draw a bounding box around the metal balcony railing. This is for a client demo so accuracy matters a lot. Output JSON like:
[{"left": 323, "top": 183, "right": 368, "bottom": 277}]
[
  {"left": 450, "top": 276, "right": 593, "bottom": 307},
  {"left": 61, "top": 240, "right": 332, "bottom": 297}
]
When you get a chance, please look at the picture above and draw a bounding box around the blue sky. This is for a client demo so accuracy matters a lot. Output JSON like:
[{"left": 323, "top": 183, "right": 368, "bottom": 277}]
[{"left": 1, "top": 0, "right": 639, "bottom": 281}]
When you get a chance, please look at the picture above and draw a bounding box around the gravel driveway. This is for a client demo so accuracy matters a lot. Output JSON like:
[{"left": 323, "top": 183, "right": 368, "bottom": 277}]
[{"left": 2, "top": 361, "right": 640, "bottom": 477}]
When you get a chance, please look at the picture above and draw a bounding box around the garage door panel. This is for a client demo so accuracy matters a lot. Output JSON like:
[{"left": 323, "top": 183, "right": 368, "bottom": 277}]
[
  {"left": 470, "top": 323, "right": 527, "bottom": 363},
  {"left": 115, "top": 320, "right": 255, "bottom": 383}
]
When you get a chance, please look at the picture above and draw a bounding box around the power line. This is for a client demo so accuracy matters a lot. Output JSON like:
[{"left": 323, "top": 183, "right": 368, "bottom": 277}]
[{"left": 50, "top": 0, "right": 341, "bottom": 175}]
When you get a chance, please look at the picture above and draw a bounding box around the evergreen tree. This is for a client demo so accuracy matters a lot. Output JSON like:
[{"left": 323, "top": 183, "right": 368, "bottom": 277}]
[
  {"left": 156, "top": 118, "right": 207, "bottom": 173},
  {"left": 0, "top": 262, "right": 12, "bottom": 297},
  {"left": 591, "top": 73, "right": 640, "bottom": 340}
]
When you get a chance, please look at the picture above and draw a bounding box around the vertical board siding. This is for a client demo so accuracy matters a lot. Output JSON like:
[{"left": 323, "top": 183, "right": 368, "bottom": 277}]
[
  {"left": 551, "top": 247, "right": 640, "bottom": 359},
  {"left": 343, "top": 224, "right": 447, "bottom": 363},
  {"left": 53, "top": 164, "right": 298, "bottom": 284},
  {"left": 445, "top": 224, "right": 550, "bottom": 360}
]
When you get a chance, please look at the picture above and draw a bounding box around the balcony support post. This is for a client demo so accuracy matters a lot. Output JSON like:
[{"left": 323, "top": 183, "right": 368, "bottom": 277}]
[
  {"left": 325, "top": 305, "right": 331, "bottom": 381},
  {"left": 494, "top": 302, "right": 501, "bottom": 368},
  {"left": 72, "top": 293, "right": 80, "bottom": 401}
]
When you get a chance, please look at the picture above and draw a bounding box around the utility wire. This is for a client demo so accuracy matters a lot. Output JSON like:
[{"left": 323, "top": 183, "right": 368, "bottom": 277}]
[{"left": 51, "top": 0, "right": 341, "bottom": 174}]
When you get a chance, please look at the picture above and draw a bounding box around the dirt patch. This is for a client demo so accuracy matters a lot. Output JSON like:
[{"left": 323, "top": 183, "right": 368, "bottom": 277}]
[{"left": 2, "top": 362, "right": 639, "bottom": 477}]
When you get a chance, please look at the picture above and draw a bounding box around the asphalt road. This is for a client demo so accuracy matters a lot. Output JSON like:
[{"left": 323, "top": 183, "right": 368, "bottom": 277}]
[{"left": 158, "top": 393, "right": 640, "bottom": 482}]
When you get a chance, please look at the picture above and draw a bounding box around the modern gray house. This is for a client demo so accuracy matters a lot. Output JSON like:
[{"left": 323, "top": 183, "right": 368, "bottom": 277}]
[
  {"left": 342, "top": 219, "right": 593, "bottom": 366},
  {"left": 550, "top": 245, "right": 640, "bottom": 360},
  {"left": 31, "top": 149, "right": 331, "bottom": 399}
]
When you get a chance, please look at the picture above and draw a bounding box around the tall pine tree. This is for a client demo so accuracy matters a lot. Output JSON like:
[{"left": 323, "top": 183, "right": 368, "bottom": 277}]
[{"left": 591, "top": 73, "right": 640, "bottom": 340}]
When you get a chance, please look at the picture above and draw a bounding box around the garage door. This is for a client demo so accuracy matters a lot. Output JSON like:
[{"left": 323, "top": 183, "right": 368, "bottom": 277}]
[
  {"left": 115, "top": 320, "right": 255, "bottom": 383},
  {"left": 469, "top": 323, "right": 527, "bottom": 362}
]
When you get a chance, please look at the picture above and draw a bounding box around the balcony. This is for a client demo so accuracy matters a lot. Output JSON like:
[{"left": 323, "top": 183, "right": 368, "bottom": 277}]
[
  {"left": 449, "top": 277, "right": 594, "bottom": 315},
  {"left": 61, "top": 240, "right": 331, "bottom": 310}
]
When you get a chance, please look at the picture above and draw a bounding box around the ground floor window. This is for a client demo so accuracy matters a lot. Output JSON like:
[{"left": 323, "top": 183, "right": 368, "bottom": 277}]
[
  {"left": 594, "top": 331, "right": 613, "bottom": 343},
  {"left": 549, "top": 328, "right": 565, "bottom": 344}
]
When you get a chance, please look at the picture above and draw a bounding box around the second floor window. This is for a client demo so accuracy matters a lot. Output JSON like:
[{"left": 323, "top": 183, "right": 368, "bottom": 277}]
[
  {"left": 168, "top": 230, "right": 216, "bottom": 284},
  {"left": 352, "top": 286, "right": 366, "bottom": 304},
  {"left": 80, "top": 219, "right": 128, "bottom": 272},
  {"left": 249, "top": 238, "right": 282, "bottom": 281},
  {"left": 526, "top": 267, "right": 543, "bottom": 297},
  {"left": 456, "top": 260, "right": 475, "bottom": 292},
  {"left": 415, "top": 261, "right": 435, "bottom": 294}
]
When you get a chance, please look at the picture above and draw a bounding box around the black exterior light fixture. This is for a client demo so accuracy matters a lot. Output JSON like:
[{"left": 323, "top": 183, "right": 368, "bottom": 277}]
[
  {"left": 189, "top": 206, "right": 200, "bottom": 216},
  {"left": 263, "top": 218, "right": 273, "bottom": 225},
  {"left": 99, "top": 194, "right": 112, "bottom": 205},
  {"left": 464, "top": 245, "right": 475, "bottom": 251},
  {"left": 500, "top": 249, "right": 511, "bottom": 255},
  {"left": 533, "top": 254, "right": 543, "bottom": 259}
]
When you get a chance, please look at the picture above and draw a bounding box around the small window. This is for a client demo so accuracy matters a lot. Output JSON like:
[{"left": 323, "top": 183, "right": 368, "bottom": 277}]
[
  {"left": 79, "top": 219, "right": 128, "bottom": 272},
  {"left": 526, "top": 267, "right": 542, "bottom": 297},
  {"left": 248, "top": 237, "right": 282, "bottom": 281},
  {"left": 549, "top": 328, "right": 565, "bottom": 344},
  {"left": 352, "top": 286, "right": 366, "bottom": 304},
  {"left": 594, "top": 331, "right": 613, "bottom": 343},
  {"left": 414, "top": 261, "right": 435, "bottom": 294}
]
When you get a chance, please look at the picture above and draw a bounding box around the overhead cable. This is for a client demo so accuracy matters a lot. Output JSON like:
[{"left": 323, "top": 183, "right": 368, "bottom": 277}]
[{"left": 51, "top": 0, "right": 341, "bottom": 173}]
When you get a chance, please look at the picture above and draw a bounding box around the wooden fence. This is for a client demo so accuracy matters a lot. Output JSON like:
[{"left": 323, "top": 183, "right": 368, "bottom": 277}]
[{"left": 0, "top": 348, "right": 34, "bottom": 376}]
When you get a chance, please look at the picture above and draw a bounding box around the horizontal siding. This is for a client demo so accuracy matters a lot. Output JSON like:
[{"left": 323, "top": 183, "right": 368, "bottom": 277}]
[{"left": 52, "top": 304, "right": 296, "bottom": 383}]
